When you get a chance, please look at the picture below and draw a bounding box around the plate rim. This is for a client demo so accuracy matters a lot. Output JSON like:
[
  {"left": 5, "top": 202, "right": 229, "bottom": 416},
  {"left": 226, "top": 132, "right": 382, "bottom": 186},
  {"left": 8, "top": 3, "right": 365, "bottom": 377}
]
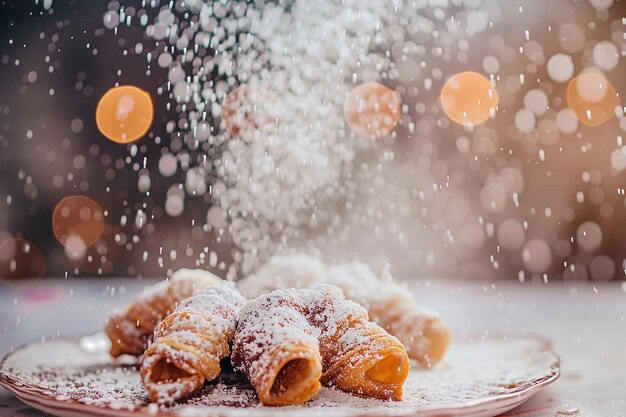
[{"left": 0, "top": 332, "right": 561, "bottom": 417}]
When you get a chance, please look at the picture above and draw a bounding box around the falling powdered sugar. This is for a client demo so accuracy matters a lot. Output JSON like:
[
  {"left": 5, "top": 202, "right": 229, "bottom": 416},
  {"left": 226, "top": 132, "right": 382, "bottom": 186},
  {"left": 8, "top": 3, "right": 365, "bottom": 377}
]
[{"left": 103, "top": 0, "right": 405, "bottom": 276}]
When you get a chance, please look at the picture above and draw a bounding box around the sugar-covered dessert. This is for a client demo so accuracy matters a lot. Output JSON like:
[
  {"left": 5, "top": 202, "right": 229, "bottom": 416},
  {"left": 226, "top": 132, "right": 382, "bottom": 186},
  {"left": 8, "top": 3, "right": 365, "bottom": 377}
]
[
  {"left": 105, "top": 268, "right": 222, "bottom": 357},
  {"left": 238, "top": 255, "right": 450, "bottom": 367},
  {"left": 231, "top": 289, "right": 323, "bottom": 406},
  {"left": 140, "top": 282, "right": 246, "bottom": 404},
  {"left": 232, "top": 285, "right": 409, "bottom": 405},
  {"left": 103, "top": 262, "right": 445, "bottom": 407}
]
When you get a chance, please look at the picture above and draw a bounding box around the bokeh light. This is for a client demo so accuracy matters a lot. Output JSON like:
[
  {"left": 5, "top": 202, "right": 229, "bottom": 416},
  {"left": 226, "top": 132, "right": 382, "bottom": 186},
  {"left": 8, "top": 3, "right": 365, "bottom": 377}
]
[
  {"left": 556, "top": 108, "right": 579, "bottom": 134},
  {"left": 70, "top": 224, "right": 120, "bottom": 275},
  {"left": 592, "top": 41, "right": 619, "bottom": 71},
  {"left": 566, "top": 73, "right": 619, "bottom": 127},
  {"left": 497, "top": 219, "right": 525, "bottom": 251},
  {"left": 590, "top": 255, "right": 615, "bottom": 280},
  {"left": 522, "top": 239, "right": 552, "bottom": 274},
  {"left": 221, "top": 85, "right": 278, "bottom": 143},
  {"left": 523, "top": 89, "right": 549, "bottom": 116},
  {"left": 0, "top": 238, "right": 46, "bottom": 281},
  {"left": 558, "top": 24, "right": 585, "bottom": 54},
  {"left": 440, "top": 71, "right": 498, "bottom": 127},
  {"left": 343, "top": 82, "right": 401, "bottom": 139},
  {"left": 547, "top": 54, "right": 574, "bottom": 83},
  {"left": 514, "top": 109, "right": 536, "bottom": 134},
  {"left": 95, "top": 85, "right": 153, "bottom": 144},
  {"left": 576, "top": 221, "right": 603, "bottom": 251},
  {"left": 2, "top": 0, "right": 626, "bottom": 282},
  {"left": 52, "top": 196, "right": 105, "bottom": 249}
]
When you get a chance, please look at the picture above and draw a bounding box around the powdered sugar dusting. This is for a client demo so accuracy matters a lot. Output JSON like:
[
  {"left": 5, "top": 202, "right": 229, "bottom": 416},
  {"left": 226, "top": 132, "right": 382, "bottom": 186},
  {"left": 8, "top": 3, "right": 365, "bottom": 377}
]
[
  {"left": 237, "top": 255, "right": 328, "bottom": 299},
  {"left": 106, "top": 269, "right": 223, "bottom": 357},
  {"left": 299, "top": 285, "right": 369, "bottom": 345},
  {"left": 231, "top": 288, "right": 319, "bottom": 387},
  {"left": 0, "top": 333, "right": 559, "bottom": 416},
  {"left": 238, "top": 256, "right": 449, "bottom": 365},
  {"left": 141, "top": 282, "right": 246, "bottom": 403},
  {"left": 327, "top": 262, "right": 444, "bottom": 364},
  {"left": 233, "top": 285, "right": 406, "bottom": 402}
]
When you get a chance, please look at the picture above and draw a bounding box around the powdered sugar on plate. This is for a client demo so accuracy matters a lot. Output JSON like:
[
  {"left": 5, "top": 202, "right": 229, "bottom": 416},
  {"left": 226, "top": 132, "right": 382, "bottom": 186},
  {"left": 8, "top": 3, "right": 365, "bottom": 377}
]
[{"left": 0, "top": 332, "right": 559, "bottom": 417}]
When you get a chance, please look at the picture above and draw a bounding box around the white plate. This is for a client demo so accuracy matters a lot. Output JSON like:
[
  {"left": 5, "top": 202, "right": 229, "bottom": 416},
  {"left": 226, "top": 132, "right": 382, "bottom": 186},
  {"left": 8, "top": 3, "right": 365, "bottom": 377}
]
[{"left": 0, "top": 332, "right": 559, "bottom": 417}]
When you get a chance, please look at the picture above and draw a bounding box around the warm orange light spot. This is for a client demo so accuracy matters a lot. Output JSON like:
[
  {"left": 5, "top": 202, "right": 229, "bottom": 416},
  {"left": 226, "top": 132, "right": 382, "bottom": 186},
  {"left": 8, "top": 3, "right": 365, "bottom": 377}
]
[
  {"left": 52, "top": 196, "right": 105, "bottom": 248},
  {"left": 96, "top": 85, "right": 153, "bottom": 143},
  {"left": 343, "top": 82, "right": 401, "bottom": 140},
  {"left": 440, "top": 71, "right": 498, "bottom": 126},
  {"left": 221, "top": 85, "right": 278, "bottom": 143},
  {"left": 0, "top": 238, "right": 46, "bottom": 281},
  {"left": 70, "top": 224, "right": 119, "bottom": 275},
  {"left": 566, "top": 73, "right": 619, "bottom": 127}
]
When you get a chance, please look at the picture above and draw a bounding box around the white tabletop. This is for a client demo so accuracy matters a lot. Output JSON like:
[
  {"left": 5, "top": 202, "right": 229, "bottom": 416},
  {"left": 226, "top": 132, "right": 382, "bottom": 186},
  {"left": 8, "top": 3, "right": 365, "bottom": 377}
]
[{"left": 1, "top": 278, "right": 625, "bottom": 416}]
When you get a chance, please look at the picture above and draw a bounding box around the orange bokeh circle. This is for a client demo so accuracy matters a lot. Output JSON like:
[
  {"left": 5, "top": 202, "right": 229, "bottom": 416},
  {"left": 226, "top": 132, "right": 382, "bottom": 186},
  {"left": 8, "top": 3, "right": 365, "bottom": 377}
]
[
  {"left": 96, "top": 85, "right": 154, "bottom": 144},
  {"left": 566, "top": 72, "right": 619, "bottom": 127},
  {"left": 0, "top": 238, "right": 46, "bottom": 281},
  {"left": 343, "top": 82, "right": 401, "bottom": 140},
  {"left": 52, "top": 195, "right": 105, "bottom": 248},
  {"left": 440, "top": 71, "right": 499, "bottom": 126},
  {"left": 70, "top": 224, "right": 120, "bottom": 275}
]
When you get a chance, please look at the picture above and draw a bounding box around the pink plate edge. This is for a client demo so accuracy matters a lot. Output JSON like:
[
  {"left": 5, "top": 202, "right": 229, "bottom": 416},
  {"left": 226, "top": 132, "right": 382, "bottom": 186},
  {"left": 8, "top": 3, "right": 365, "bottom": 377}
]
[{"left": 0, "top": 332, "right": 561, "bottom": 417}]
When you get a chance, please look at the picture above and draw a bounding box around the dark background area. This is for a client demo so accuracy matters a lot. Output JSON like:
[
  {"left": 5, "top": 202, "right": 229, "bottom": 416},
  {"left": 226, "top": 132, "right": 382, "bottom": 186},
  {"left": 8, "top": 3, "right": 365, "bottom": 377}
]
[{"left": 0, "top": 0, "right": 232, "bottom": 279}]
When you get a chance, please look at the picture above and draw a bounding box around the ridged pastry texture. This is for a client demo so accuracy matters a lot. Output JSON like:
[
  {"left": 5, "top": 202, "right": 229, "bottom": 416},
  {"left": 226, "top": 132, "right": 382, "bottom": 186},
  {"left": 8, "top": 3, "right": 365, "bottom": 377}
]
[
  {"left": 303, "top": 285, "right": 410, "bottom": 401},
  {"left": 233, "top": 285, "right": 410, "bottom": 404},
  {"left": 105, "top": 268, "right": 222, "bottom": 357},
  {"left": 328, "top": 262, "right": 450, "bottom": 368},
  {"left": 140, "top": 282, "right": 246, "bottom": 404},
  {"left": 232, "top": 289, "right": 323, "bottom": 406}
]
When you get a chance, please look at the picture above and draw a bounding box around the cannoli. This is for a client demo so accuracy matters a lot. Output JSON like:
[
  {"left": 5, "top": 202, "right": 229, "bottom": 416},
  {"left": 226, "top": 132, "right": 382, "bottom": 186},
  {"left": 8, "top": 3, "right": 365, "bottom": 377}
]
[
  {"left": 231, "top": 289, "right": 323, "bottom": 406},
  {"left": 106, "top": 268, "right": 221, "bottom": 357},
  {"left": 328, "top": 262, "right": 450, "bottom": 367},
  {"left": 303, "top": 285, "right": 410, "bottom": 401},
  {"left": 140, "top": 282, "right": 246, "bottom": 403}
]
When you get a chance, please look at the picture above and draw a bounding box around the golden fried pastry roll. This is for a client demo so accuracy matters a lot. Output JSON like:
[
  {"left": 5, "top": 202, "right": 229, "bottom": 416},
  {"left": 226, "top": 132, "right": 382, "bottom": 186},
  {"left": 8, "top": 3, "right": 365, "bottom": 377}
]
[
  {"left": 232, "top": 289, "right": 323, "bottom": 406},
  {"left": 302, "top": 285, "right": 410, "bottom": 401},
  {"left": 140, "top": 282, "right": 246, "bottom": 403},
  {"left": 328, "top": 262, "right": 450, "bottom": 368},
  {"left": 239, "top": 254, "right": 450, "bottom": 367},
  {"left": 105, "top": 268, "right": 222, "bottom": 357}
]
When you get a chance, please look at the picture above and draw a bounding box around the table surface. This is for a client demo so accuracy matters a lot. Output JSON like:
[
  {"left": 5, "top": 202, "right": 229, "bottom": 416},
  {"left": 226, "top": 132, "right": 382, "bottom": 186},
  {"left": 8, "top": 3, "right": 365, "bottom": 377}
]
[{"left": 0, "top": 278, "right": 625, "bottom": 417}]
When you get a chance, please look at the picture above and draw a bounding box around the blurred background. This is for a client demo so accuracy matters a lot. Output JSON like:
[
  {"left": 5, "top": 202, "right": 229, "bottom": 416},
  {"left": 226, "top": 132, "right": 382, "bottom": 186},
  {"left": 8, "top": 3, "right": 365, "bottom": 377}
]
[{"left": 0, "top": 0, "right": 625, "bottom": 284}]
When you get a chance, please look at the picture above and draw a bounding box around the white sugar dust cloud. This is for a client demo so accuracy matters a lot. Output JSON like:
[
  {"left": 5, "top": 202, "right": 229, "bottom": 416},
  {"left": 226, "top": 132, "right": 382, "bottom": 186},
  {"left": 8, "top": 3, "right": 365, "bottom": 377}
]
[
  {"left": 95, "top": 0, "right": 626, "bottom": 282},
  {"left": 104, "top": 0, "right": 403, "bottom": 275}
]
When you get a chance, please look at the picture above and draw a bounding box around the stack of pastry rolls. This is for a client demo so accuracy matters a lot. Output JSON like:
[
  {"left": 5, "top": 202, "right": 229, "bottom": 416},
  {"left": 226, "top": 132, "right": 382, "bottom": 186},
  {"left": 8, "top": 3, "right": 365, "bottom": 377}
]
[
  {"left": 238, "top": 254, "right": 451, "bottom": 368},
  {"left": 232, "top": 286, "right": 409, "bottom": 405},
  {"left": 105, "top": 258, "right": 448, "bottom": 407}
]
